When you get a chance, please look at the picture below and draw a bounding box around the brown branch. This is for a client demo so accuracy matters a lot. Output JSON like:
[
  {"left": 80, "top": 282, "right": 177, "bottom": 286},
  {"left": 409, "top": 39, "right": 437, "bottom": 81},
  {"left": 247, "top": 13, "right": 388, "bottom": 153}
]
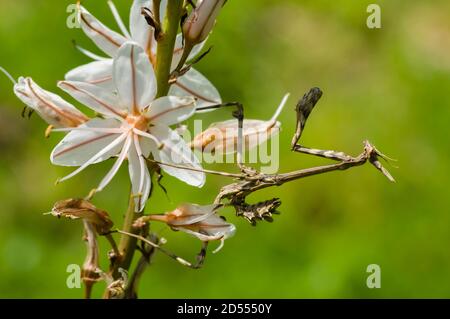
[
  {"left": 215, "top": 140, "right": 395, "bottom": 203},
  {"left": 81, "top": 221, "right": 100, "bottom": 299},
  {"left": 116, "top": 230, "right": 209, "bottom": 270},
  {"left": 124, "top": 226, "right": 158, "bottom": 299},
  {"left": 212, "top": 88, "right": 396, "bottom": 223}
]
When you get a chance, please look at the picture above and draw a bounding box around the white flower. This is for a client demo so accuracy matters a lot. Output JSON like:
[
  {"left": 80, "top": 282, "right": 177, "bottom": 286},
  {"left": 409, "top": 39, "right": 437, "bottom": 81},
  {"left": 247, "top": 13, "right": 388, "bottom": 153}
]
[
  {"left": 144, "top": 203, "right": 236, "bottom": 253},
  {"left": 67, "top": 0, "right": 221, "bottom": 109},
  {"left": 190, "top": 93, "right": 290, "bottom": 154},
  {"left": 14, "top": 42, "right": 206, "bottom": 212}
]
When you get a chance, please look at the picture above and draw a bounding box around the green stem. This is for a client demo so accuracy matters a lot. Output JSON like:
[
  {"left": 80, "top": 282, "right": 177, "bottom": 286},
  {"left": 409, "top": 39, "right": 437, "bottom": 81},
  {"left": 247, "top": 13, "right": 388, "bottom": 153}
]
[
  {"left": 118, "top": 193, "right": 140, "bottom": 272},
  {"left": 104, "top": 1, "right": 184, "bottom": 298},
  {"left": 155, "top": 0, "right": 184, "bottom": 97},
  {"left": 103, "top": 193, "right": 142, "bottom": 299}
]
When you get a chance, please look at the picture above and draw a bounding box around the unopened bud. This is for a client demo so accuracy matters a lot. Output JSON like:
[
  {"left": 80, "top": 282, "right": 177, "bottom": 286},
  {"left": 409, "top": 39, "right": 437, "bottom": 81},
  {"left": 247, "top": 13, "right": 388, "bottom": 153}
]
[{"left": 183, "top": 0, "right": 227, "bottom": 45}]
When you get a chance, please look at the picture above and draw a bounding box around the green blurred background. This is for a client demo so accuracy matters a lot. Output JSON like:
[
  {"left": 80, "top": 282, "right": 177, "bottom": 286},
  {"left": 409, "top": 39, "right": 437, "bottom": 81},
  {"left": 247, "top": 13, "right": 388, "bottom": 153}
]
[{"left": 0, "top": 0, "right": 449, "bottom": 298}]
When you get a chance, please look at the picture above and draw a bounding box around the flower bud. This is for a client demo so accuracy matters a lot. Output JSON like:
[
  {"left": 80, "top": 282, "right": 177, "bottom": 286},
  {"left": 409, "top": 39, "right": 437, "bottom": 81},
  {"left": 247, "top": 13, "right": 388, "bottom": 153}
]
[{"left": 183, "top": 0, "right": 227, "bottom": 45}]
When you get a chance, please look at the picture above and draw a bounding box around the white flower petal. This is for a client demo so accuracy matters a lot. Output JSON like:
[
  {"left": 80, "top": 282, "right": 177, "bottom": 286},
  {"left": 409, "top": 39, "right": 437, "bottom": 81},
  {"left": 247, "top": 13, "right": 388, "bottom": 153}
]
[
  {"left": 74, "top": 44, "right": 110, "bottom": 61},
  {"left": 65, "top": 60, "right": 114, "bottom": 90},
  {"left": 56, "top": 132, "right": 128, "bottom": 183},
  {"left": 189, "top": 40, "right": 208, "bottom": 60},
  {"left": 51, "top": 118, "right": 123, "bottom": 166},
  {"left": 148, "top": 124, "right": 205, "bottom": 187},
  {"left": 78, "top": 5, "right": 127, "bottom": 57},
  {"left": 145, "top": 96, "right": 196, "bottom": 126},
  {"left": 270, "top": 93, "right": 290, "bottom": 123},
  {"left": 52, "top": 127, "right": 124, "bottom": 134},
  {"left": 169, "top": 68, "right": 221, "bottom": 109},
  {"left": 133, "top": 128, "right": 163, "bottom": 148},
  {"left": 107, "top": 0, "right": 132, "bottom": 39},
  {"left": 14, "top": 77, "right": 88, "bottom": 128},
  {"left": 133, "top": 135, "right": 146, "bottom": 193},
  {"left": 58, "top": 80, "right": 126, "bottom": 119},
  {"left": 138, "top": 133, "right": 153, "bottom": 157},
  {"left": 170, "top": 34, "right": 186, "bottom": 70},
  {"left": 128, "top": 137, "right": 151, "bottom": 212},
  {"left": 130, "top": 0, "right": 154, "bottom": 53},
  {"left": 114, "top": 42, "right": 157, "bottom": 113},
  {"left": 97, "top": 133, "right": 133, "bottom": 191}
]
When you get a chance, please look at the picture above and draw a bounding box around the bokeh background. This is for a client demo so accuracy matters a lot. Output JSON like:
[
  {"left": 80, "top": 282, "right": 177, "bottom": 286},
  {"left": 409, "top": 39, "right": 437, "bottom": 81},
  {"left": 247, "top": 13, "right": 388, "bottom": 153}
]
[{"left": 0, "top": 0, "right": 449, "bottom": 298}]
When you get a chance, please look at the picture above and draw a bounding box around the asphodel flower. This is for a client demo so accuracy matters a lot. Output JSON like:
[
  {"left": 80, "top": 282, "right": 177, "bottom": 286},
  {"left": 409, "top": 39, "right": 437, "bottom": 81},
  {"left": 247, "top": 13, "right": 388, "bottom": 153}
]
[
  {"left": 183, "top": 0, "right": 227, "bottom": 46},
  {"left": 190, "top": 93, "right": 290, "bottom": 154},
  {"left": 68, "top": 0, "right": 221, "bottom": 109},
  {"left": 13, "top": 42, "right": 206, "bottom": 212},
  {"left": 137, "top": 203, "right": 236, "bottom": 252}
]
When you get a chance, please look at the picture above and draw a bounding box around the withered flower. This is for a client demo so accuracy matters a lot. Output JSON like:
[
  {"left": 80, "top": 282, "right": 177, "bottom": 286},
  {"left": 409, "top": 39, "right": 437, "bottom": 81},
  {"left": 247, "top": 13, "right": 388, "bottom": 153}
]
[
  {"left": 49, "top": 199, "right": 114, "bottom": 298},
  {"left": 136, "top": 203, "right": 236, "bottom": 253},
  {"left": 50, "top": 198, "right": 113, "bottom": 235}
]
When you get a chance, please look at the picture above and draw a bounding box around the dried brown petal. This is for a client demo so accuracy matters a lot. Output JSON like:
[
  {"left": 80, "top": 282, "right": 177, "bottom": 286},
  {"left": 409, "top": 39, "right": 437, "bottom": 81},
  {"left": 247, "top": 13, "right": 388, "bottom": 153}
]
[{"left": 51, "top": 198, "right": 113, "bottom": 235}]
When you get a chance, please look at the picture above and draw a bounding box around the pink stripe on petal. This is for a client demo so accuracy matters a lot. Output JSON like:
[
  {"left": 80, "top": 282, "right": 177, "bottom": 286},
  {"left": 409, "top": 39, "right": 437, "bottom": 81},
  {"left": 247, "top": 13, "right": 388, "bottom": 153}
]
[
  {"left": 53, "top": 133, "right": 116, "bottom": 158},
  {"left": 57, "top": 133, "right": 127, "bottom": 183}
]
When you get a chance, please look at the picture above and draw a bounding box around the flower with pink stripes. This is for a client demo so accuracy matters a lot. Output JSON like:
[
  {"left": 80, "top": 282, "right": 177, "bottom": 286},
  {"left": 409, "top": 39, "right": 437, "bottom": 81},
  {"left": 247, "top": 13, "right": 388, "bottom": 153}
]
[
  {"left": 67, "top": 0, "right": 221, "bottom": 109},
  {"left": 13, "top": 42, "right": 205, "bottom": 212}
]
